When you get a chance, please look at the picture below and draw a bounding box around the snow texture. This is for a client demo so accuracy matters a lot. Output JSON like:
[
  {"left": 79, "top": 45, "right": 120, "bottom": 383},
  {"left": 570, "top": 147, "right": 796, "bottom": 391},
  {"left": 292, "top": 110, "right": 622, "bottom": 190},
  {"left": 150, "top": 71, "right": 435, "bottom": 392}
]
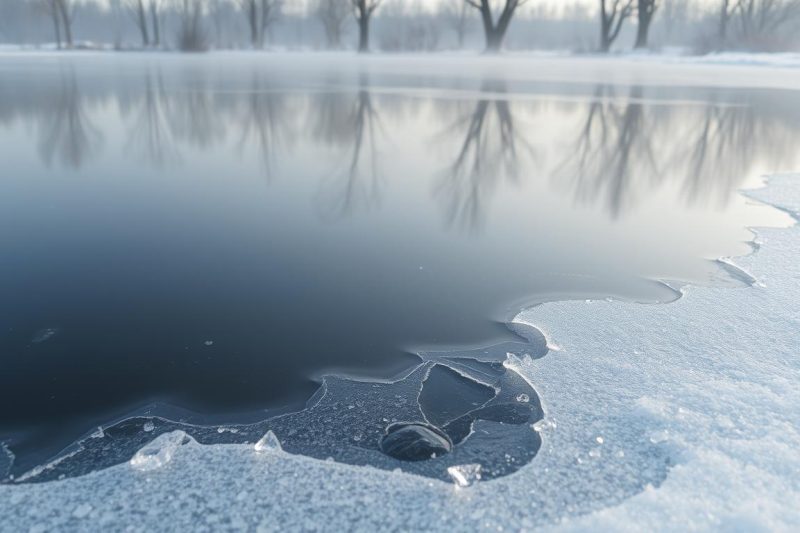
[{"left": 0, "top": 175, "right": 798, "bottom": 531}]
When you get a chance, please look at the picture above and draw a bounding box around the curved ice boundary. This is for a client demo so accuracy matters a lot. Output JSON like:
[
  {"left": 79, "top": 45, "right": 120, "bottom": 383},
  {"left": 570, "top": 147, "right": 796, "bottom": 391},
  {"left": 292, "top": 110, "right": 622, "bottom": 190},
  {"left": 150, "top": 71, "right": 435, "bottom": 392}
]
[
  {"left": 3, "top": 323, "right": 549, "bottom": 485},
  {"left": 0, "top": 176, "right": 798, "bottom": 530}
]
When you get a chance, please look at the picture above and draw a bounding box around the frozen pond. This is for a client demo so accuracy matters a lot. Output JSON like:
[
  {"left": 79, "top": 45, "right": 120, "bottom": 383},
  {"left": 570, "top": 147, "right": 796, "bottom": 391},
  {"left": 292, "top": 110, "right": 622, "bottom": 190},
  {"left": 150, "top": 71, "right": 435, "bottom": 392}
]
[{"left": 0, "top": 53, "right": 797, "bottom": 480}]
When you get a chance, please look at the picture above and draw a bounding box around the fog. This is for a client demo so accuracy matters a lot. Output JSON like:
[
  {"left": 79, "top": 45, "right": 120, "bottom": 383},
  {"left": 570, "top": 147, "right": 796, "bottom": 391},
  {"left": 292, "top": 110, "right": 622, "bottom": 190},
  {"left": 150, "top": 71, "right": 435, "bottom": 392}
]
[{"left": 1, "top": 0, "right": 799, "bottom": 53}]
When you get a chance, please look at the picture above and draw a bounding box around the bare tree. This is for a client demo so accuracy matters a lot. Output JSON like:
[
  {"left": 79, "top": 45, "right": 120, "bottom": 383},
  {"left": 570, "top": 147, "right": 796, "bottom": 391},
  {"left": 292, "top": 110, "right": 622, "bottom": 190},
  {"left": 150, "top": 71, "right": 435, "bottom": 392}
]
[
  {"left": 599, "top": 0, "right": 633, "bottom": 52},
  {"left": 634, "top": 0, "right": 658, "bottom": 49},
  {"left": 718, "top": 0, "right": 732, "bottom": 48},
  {"left": 464, "top": 0, "right": 528, "bottom": 53},
  {"left": 38, "top": 0, "right": 63, "bottom": 49},
  {"left": 208, "top": 0, "right": 231, "bottom": 46},
  {"left": 177, "top": 0, "right": 208, "bottom": 51},
  {"left": 238, "top": 0, "right": 282, "bottom": 48},
  {"left": 443, "top": 0, "right": 472, "bottom": 48},
  {"left": 734, "top": 0, "right": 800, "bottom": 48},
  {"left": 39, "top": 0, "right": 74, "bottom": 48},
  {"left": 315, "top": 0, "right": 350, "bottom": 48},
  {"left": 149, "top": 0, "right": 161, "bottom": 46},
  {"left": 127, "top": 0, "right": 150, "bottom": 46},
  {"left": 53, "top": 0, "right": 74, "bottom": 47},
  {"left": 351, "top": 0, "right": 381, "bottom": 53}
]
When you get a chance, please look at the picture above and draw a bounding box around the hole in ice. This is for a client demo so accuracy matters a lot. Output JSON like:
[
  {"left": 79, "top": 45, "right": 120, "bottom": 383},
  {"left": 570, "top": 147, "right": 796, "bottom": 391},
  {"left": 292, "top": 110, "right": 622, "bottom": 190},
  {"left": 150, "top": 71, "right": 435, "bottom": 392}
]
[{"left": 379, "top": 423, "right": 453, "bottom": 461}]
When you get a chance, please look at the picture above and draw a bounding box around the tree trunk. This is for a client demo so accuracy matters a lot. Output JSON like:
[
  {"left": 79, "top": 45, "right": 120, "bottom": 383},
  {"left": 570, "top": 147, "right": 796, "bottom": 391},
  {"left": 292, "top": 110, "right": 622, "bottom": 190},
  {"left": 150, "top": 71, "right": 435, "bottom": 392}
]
[
  {"left": 259, "top": 0, "right": 271, "bottom": 47},
  {"left": 476, "top": 0, "right": 517, "bottom": 53},
  {"left": 51, "top": 8, "right": 62, "bottom": 50},
  {"left": 137, "top": 0, "right": 150, "bottom": 46},
  {"left": 600, "top": 3, "right": 611, "bottom": 53},
  {"left": 57, "top": 0, "right": 73, "bottom": 48},
  {"left": 248, "top": 0, "right": 259, "bottom": 48},
  {"left": 718, "top": 0, "right": 729, "bottom": 49},
  {"left": 150, "top": 2, "right": 160, "bottom": 46},
  {"left": 600, "top": 33, "right": 611, "bottom": 52},
  {"left": 357, "top": 16, "right": 369, "bottom": 53},
  {"left": 634, "top": 0, "right": 654, "bottom": 49},
  {"left": 634, "top": 19, "right": 649, "bottom": 48},
  {"left": 485, "top": 29, "right": 502, "bottom": 52}
]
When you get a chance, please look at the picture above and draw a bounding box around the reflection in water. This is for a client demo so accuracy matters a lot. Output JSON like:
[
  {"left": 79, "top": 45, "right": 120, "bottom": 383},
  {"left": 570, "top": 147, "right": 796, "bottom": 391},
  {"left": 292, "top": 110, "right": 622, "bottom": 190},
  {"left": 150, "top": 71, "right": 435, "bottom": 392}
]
[
  {"left": 166, "top": 73, "right": 226, "bottom": 150},
  {"left": 9, "top": 66, "right": 797, "bottom": 222},
  {"left": 675, "top": 96, "right": 797, "bottom": 207},
  {"left": 1, "top": 59, "right": 798, "bottom": 479},
  {"left": 124, "top": 71, "right": 179, "bottom": 167},
  {"left": 554, "top": 85, "right": 661, "bottom": 219},
  {"left": 38, "top": 70, "right": 101, "bottom": 169},
  {"left": 235, "top": 75, "right": 290, "bottom": 180},
  {"left": 315, "top": 74, "right": 383, "bottom": 220},
  {"left": 554, "top": 84, "right": 800, "bottom": 217},
  {"left": 436, "top": 81, "right": 535, "bottom": 231}
]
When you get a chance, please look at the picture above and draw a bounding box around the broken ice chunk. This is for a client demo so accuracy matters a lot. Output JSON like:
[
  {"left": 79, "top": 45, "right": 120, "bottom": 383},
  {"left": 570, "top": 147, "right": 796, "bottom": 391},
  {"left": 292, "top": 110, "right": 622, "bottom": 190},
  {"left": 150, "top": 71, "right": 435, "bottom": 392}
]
[
  {"left": 129, "top": 430, "right": 191, "bottom": 471},
  {"left": 254, "top": 430, "right": 282, "bottom": 453},
  {"left": 447, "top": 464, "right": 482, "bottom": 487}
]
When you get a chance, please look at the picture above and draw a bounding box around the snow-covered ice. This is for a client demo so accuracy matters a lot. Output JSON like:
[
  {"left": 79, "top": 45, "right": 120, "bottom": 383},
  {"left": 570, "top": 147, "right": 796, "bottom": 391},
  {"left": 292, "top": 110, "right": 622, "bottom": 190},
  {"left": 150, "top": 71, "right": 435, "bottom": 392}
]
[{"left": 0, "top": 174, "right": 797, "bottom": 530}]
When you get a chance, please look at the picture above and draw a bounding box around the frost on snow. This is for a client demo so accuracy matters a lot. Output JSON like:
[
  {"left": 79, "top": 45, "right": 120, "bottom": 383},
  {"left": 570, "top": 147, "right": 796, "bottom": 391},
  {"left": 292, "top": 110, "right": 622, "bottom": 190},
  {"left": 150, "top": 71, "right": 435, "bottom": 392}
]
[{"left": 0, "top": 176, "right": 798, "bottom": 531}]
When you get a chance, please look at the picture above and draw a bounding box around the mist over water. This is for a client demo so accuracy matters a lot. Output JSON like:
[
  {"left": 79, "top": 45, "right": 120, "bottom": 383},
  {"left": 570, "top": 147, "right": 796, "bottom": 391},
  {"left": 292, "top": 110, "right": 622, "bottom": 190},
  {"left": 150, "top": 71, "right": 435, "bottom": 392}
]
[{"left": 0, "top": 54, "right": 797, "bottom": 472}]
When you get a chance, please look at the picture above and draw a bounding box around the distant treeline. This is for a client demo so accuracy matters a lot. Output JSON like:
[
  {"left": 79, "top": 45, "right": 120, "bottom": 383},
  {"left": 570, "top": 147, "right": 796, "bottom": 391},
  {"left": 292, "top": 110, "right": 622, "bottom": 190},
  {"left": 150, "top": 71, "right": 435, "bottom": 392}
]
[{"left": 0, "top": 0, "right": 798, "bottom": 53}]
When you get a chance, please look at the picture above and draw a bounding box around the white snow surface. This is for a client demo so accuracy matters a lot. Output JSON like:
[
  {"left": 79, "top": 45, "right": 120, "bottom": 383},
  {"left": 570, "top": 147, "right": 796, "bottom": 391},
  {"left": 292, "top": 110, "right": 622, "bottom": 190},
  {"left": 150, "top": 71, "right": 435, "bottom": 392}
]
[{"left": 1, "top": 175, "right": 798, "bottom": 530}]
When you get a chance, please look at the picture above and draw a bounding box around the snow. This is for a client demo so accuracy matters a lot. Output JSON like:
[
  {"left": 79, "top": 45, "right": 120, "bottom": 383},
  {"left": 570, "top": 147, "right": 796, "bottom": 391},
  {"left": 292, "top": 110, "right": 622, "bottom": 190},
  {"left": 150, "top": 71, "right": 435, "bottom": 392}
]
[
  {"left": 1, "top": 49, "right": 799, "bottom": 92},
  {"left": 0, "top": 174, "right": 797, "bottom": 530}
]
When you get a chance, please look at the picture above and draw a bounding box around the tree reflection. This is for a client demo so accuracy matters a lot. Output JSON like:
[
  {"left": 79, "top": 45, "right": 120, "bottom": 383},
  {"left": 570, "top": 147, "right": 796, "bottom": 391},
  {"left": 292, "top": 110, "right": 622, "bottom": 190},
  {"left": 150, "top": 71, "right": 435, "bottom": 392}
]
[
  {"left": 552, "top": 85, "right": 800, "bottom": 218},
  {"left": 235, "top": 74, "right": 291, "bottom": 181},
  {"left": 314, "top": 73, "right": 383, "bottom": 220},
  {"left": 125, "top": 70, "right": 179, "bottom": 167},
  {"left": 37, "top": 70, "right": 101, "bottom": 169},
  {"left": 4, "top": 66, "right": 799, "bottom": 228},
  {"left": 553, "top": 85, "right": 661, "bottom": 219},
  {"left": 673, "top": 94, "right": 796, "bottom": 207},
  {"left": 165, "top": 71, "right": 226, "bottom": 150},
  {"left": 435, "top": 80, "right": 534, "bottom": 232}
]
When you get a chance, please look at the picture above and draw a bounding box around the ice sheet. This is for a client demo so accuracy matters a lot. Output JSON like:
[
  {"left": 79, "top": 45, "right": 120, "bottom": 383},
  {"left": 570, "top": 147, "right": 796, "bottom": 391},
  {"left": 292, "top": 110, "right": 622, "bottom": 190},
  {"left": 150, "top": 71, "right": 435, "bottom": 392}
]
[{"left": 1, "top": 174, "right": 798, "bottom": 530}]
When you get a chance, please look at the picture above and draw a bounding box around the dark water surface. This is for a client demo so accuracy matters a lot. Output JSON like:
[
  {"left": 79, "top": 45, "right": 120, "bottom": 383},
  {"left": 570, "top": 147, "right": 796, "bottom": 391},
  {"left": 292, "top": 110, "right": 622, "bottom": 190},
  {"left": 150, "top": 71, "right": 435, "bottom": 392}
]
[{"left": 0, "top": 54, "right": 796, "bottom": 474}]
